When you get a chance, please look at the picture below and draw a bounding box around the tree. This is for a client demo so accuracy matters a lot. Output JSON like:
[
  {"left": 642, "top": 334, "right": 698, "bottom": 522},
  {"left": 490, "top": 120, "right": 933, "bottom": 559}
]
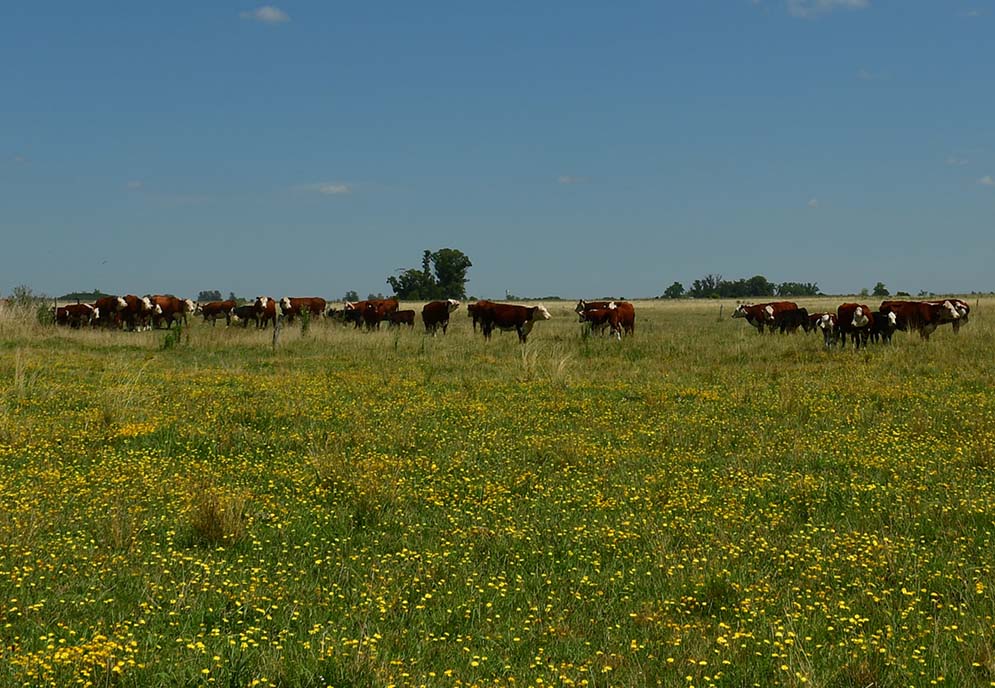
[
  {"left": 431, "top": 248, "right": 473, "bottom": 299},
  {"left": 859, "top": 287, "right": 870, "bottom": 297},
  {"left": 198, "top": 290, "right": 223, "bottom": 302},
  {"left": 663, "top": 281, "right": 685, "bottom": 299},
  {"left": 343, "top": 290, "right": 359, "bottom": 302},
  {"left": 872, "top": 282, "right": 890, "bottom": 297},
  {"left": 387, "top": 248, "right": 472, "bottom": 300}
]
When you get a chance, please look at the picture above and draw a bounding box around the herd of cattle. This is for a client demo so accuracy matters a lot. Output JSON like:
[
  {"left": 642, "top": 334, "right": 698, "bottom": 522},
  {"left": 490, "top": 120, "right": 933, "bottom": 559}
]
[
  {"left": 49, "top": 293, "right": 972, "bottom": 347},
  {"left": 732, "top": 298, "right": 972, "bottom": 348},
  {"left": 51, "top": 295, "right": 565, "bottom": 343}
]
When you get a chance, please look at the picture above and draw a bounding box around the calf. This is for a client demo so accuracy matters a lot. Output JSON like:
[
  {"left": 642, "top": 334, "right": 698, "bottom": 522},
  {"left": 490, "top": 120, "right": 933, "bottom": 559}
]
[
  {"left": 869, "top": 309, "right": 898, "bottom": 344},
  {"left": 279, "top": 297, "right": 327, "bottom": 323},
  {"left": 773, "top": 307, "right": 810, "bottom": 334},
  {"left": 232, "top": 304, "right": 257, "bottom": 327},
  {"left": 198, "top": 300, "right": 236, "bottom": 327},
  {"left": 54, "top": 303, "right": 99, "bottom": 328},
  {"left": 815, "top": 313, "right": 838, "bottom": 348},
  {"left": 386, "top": 309, "right": 416, "bottom": 328}
]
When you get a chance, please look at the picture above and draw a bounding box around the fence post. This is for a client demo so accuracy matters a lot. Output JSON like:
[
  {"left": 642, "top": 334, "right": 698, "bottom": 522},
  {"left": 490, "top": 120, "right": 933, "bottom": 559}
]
[
  {"left": 272, "top": 313, "right": 282, "bottom": 350},
  {"left": 717, "top": 304, "right": 724, "bottom": 322}
]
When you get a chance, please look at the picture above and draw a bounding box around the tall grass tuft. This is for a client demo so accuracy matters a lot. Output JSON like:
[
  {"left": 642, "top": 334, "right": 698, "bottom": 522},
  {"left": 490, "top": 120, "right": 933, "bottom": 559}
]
[{"left": 187, "top": 480, "right": 249, "bottom": 546}]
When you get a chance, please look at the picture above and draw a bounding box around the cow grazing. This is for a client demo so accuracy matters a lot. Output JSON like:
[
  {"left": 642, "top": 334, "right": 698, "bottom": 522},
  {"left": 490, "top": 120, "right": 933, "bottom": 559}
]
[
  {"left": 253, "top": 297, "right": 278, "bottom": 329},
  {"left": 880, "top": 300, "right": 960, "bottom": 340},
  {"left": 197, "top": 300, "right": 236, "bottom": 327},
  {"left": 386, "top": 309, "right": 416, "bottom": 328},
  {"left": 732, "top": 301, "right": 798, "bottom": 333},
  {"left": 773, "top": 307, "right": 810, "bottom": 334},
  {"left": 361, "top": 298, "right": 399, "bottom": 330},
  {"left": 422, "top": 299, "right": 461, "bottom": 335},
  {"left": 869, "top": 309, "right": 898, "bottom": 344},
  {"left": 836, "top": 303, "right": 875, "bottom": 350},
  {"left": 279, "top": 297, "right": 327, "bottom": 323},
  {"left": 232, "top": 304, "right": 257, "bottom": 327},
  {"left": 477, "top": 302, "right": 552, "bottom": 343},
  {"left": 53, "top": 303, "right": 99, "bottom": 328}
]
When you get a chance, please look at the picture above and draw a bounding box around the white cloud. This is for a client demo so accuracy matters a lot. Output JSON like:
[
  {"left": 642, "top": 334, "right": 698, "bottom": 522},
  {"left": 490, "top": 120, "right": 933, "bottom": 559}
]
[
  {"left": 787, "top": 0, "right": 870, "bottom": 19},
  {"left": 126, "top": 180, "right": 144, "bottom": 190},
  {"left": 807, "top": 198, "right": 820, "bottom": 208},
  {"left": 979, "top": 175, "right": 995, "bottom": 187},
  {"left": 318, "top": 183, "right": 351, "bottom": 195},
  {"left": 240, "top": 6, "right": 290, "bottom": 24},
  {"left": 13, "top": 154, "right": 27, "bottom": 164},
  {"left": 558, "top": 175, "right": 587, "bottom": 185},
  {"left": 960, "top": 9, "right": 985, "bottom": 17},
  {"left": 946, "top": 156, "right": 969, "bottom": 167}
]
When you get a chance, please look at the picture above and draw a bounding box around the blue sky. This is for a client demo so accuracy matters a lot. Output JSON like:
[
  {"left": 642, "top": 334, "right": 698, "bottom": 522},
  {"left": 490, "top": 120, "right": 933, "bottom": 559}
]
[{"left": 2, "top": 1, "right": 993, "bottom": 299}]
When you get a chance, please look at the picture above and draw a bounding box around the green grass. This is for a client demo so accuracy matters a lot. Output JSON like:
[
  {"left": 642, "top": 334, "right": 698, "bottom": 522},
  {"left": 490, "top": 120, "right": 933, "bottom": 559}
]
[{"left": 1, "top": 298, "right": 993, "bottom": 687}]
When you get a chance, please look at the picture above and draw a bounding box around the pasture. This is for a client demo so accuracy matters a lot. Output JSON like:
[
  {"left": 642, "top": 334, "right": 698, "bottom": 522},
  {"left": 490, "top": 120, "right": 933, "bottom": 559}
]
[{"left": 2, "top": 297, "right": 994, "bottom": 687}]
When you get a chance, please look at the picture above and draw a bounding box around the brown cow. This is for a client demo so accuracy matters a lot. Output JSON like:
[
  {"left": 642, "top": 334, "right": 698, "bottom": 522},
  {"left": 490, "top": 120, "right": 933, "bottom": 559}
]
[
  {"left": 253, "top": 296, "right": 278, "bottom": 329},
  {"left": 386, "top": 310, "right": 416, "bottom": 328},
  {"left": 343, "top": 300, "right": 371, "bottom": 329},
  {"left": 925, "top": 298, "right": 970, "bottom": 333},
  {"left": 880, "top": 300, "right": 960, "bottom": 340},
  {"left": 575, "top": 299, "right": 614, "bottom": 314},
  {"left": 197, "top": 300, "right": 236, "bottom": 326},
  {"left": 467, "top": 300, "right": 496, "bottom": 332},
  {"left": 150, "top": 295, "right": 193, "bottom": 329},
  {"left": 279, "top": 297, "right": 327, "bottom": 323},
  {"left": 578, "top": 307, "right": 619, "bottom": 339},
  {"left": 94, "top": 295, "right": 129, "bottom": 328},
  {"left": 732, "top": 301, "right": 798, "bottom": 333},
  {"left": 608, "top": 301, "right": 636, "bottom": 336},
  {"left": 836, "top": 303, "right": 874, "bottom": 350},
  {"left": 477, "top": 302, "right": 552, "bottom": 343},
  {"left": 362, "top": 298, "right": 399, "bottom": 330},
  {"left": 53, "top": 303, "right": 99, "bottom": 328},
  {"left": 121, "top": 295, "right": 159, "bottom": 331},
  {"left": 422, "top": 299, "right": 461, "bottom": 335}
]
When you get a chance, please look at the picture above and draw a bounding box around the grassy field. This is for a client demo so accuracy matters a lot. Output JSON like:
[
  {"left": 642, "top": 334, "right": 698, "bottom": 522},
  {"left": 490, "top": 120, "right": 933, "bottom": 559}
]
[{"left": 1, "top": 297, "right": 993, "bottom": 687}]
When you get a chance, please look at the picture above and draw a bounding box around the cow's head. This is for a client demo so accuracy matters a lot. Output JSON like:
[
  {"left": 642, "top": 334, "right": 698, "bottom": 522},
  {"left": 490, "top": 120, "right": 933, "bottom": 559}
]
[
  {"left": 574, "top": 300, "right": 588, "bottom": 314},
  {"left": 116, "top": 296, "right": 128, "bottom": 311},
  {"left": 153, "top": 304, "right": 163, "bottom": 315},
  {"left": 279, "top": 297, "right": 292, "bottom": 313},
  {"left": 763, "top": 305, "right": 776, "bottom": 322},
  {"left": 141, "top": 296, "right": 153, "bottom": 312},
  {"left": 941, "top": 300, "right": 961, "bottom": 321},
  {"left": 194, "top": 302, "right": 204, "bottom": 315},
  {"left": 817, "top": 313, "right": 835, "bottom": 331},
  {"left": 607, "top": 301, "right": 618, "bottom": 310},
  {"left": 92, "top": 307, "right": 100, "bottom": 322},
  {"left": 535, "top": 305, "right": 552, "bottom": 321},
  {"left": 732, "top": 304, "right": 751, "bottom": 319},
  {"left": 447, "top": 299, "right": 461, "bottom": 312},
  {"left": 851, "top": 306, "right": 869, "bottom": 329},
  {"left": 344, "top": 301, "right": 357, "bottom": 311},
  {"left": 254, "top": 296, "right": 269, "bottom": 311},
  {"left": 183, "top": 298, "right": 195, "bottom": 313},
  {"left": 886, "top": 311, "right": 898, "bottom": 327}
]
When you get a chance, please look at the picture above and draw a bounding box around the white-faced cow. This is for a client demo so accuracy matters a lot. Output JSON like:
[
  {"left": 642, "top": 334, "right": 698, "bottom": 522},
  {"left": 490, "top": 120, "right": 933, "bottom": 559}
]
[
  {"left": 836, "top": 303, "right": 874, "bottom": 350},
  {"left": 279, "top": 297, "right": 327, "bottom": 324},
  {"left": 422, "top": 299, "right": 460, "bottom": 335},
  {"left": 476, "top": 302, "right": 552, "bottom": 343}
]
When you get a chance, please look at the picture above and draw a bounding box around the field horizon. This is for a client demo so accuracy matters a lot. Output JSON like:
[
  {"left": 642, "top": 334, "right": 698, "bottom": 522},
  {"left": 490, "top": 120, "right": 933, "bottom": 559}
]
[{"left": 2, "top": 299, "right": 993, "bottom": 687}]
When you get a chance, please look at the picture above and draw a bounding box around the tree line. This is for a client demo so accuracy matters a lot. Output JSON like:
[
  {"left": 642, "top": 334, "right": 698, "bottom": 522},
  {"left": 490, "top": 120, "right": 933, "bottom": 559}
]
[{"left": 662, "top": 274, "right": 822, "bottom": 299}]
